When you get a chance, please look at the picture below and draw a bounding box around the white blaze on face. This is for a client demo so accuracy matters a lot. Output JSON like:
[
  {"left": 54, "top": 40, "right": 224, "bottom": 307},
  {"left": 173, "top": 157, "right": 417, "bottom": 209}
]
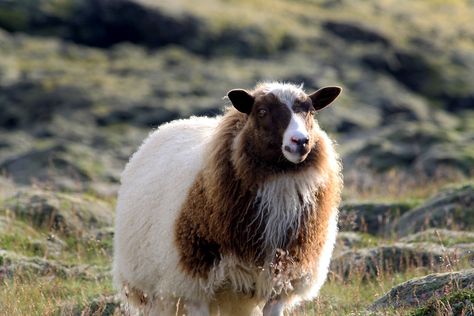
[
  {"left": 282, "top": 108, "right": 309, "bottom": 164},
  {"left": 260, "top": 82, "right": 310, "bottom": 164}
]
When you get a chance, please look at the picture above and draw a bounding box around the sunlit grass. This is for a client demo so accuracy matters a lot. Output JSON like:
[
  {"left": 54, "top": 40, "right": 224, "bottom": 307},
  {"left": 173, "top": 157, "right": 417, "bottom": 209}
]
[
  {"left": 0, "top": 275, "right": 114, "bottom": 316},
  {"left": 343, "top": 169, "right": 473, "bottom": 202}
]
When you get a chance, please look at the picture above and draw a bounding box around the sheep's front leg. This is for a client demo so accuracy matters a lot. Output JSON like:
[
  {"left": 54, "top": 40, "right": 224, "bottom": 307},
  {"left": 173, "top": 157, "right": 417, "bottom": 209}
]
[
  {"left": 146, "top": 298, "right": 210, "bottom": 316},
  {"left": 262, "top": 298, "right": 286, "bottom": 316},
  {"left": 184, "top": 300, "right": 210, "bottom": 316}
]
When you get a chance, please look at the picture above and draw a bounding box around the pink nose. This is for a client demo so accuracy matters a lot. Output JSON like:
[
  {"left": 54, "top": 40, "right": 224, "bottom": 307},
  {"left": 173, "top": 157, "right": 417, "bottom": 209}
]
[{"left": 291, "top": 136, "right": 309, "bottom": 146}]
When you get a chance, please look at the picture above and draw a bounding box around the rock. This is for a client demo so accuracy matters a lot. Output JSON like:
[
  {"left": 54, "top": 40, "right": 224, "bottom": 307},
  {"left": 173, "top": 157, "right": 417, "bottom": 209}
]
[
  {"left": 410, "top": 289, "right": 474, "bottom": 316},
  {"left": 0, "top": 80, "right": 91, "bottom": 130},
  {"left": 392, "top": 184, "right": 474, "bottom": 236},
  {"left": 322, "top": 21, "right": 390, "bottom": 46},
  {"left": 0, "top": 0, "right": 201, "bottom": 50},
  {"left": 95, "top": 104, "right": 180, "bottom": 128},
  {"left": 362, "top": 49, "right": 443, "bottom": 96},
  {"left": 343, "top": 122, "right": 473, "bottom": 176},
  {"left": 344, "top": 122, "right": 451, "bottom": 171},
  {"left": 415, "top": 138, "right": 474, "bottom": 176},
  {"left": 0, "top": 249, "right": 106, "bottom": 280},
  {"left": 369, "top": 269, "right": 474, "bottom": 310},
  {"left": 0, "top": 143, "right": 120, "bottom": 192},
  {"left": 339, "top": 202, "right": 413, "bottom": 235},
  {"left": 0, "top": 0, "right": 292, "bottom": 57},
  {"left": 0, "top": 176, "right": 16, "bottom": 201},
  {"left": 330, "top": 243, "right": 464, "bottom": 281},
  {"left": 400, "top": 229, "right": 474, "bottom": 247},
  {"left": 334, "top": 232, "right": 364, "bottom": 257},
  {"left": 5, "top": 189, "right": 114, "bottom": 237},
  {"left": 59, "top": 294, "right": 126, "bottom": 316}
]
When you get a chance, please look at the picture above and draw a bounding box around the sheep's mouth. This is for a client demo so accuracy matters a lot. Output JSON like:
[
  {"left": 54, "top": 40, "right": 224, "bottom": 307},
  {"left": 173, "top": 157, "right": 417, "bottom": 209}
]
[{"left": 282, "top": 145, "right": 310, "bottom": 164}]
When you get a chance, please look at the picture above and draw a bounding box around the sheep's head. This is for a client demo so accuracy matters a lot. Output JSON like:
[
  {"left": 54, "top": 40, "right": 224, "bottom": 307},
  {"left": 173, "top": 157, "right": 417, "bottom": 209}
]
[{"left": 228, "top": 82, "right": 341, "bottom": 165}]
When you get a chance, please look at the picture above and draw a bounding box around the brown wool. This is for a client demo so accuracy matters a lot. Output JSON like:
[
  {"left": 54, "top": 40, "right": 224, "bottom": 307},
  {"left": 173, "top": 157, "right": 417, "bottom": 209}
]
[{"left": 174, "top": 86, "right": 342, "bottom": 286}]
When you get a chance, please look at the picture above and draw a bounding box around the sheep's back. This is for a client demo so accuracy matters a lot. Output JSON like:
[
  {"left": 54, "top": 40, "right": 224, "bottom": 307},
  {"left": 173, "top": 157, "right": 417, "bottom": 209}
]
[{"left": 113, "top": 116, "right": 220, "bottom": 299}]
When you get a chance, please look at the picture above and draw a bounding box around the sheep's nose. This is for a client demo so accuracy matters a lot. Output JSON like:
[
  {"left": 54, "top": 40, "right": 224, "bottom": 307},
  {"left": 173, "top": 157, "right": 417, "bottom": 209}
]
[{"left": 291, "top": 136, "right": 309, "bottom": 146}]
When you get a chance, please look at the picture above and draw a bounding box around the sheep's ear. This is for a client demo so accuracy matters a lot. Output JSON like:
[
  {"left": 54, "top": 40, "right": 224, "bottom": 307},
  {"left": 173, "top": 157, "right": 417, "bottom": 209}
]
[
  {"left": 309, "top": 86, "right": 342, "bottom": 111},
  {"left": 227, "top": 89, "right": 254, "bottom": 114}
]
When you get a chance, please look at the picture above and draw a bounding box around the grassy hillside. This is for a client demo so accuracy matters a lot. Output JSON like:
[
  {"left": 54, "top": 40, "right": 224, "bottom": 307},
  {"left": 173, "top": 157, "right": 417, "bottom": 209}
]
[{"left": 0, "top": 0, "right": 473, "bottom": 315}]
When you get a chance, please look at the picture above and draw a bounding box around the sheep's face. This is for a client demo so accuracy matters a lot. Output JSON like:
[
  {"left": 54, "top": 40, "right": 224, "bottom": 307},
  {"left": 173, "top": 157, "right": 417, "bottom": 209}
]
[{"left": 228, "top": 83, "right": 341, "bottom": 165}]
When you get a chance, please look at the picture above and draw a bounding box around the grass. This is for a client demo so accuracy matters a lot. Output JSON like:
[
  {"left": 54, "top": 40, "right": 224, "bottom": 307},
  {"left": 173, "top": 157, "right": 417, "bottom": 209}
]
[
  {"left": 343, "top": 168, "right": 473, "bottom": 202},
  {"left": 410, "top": 289, "right": 474, "bottom": 316},
  {"left": 303, "top": 252, "right": 473, "bottom": 315},
  {"left": 308, "top": 272, "right": 415, "bottom": 315},
  {"left": 0, "top": 0, "right": 473, "bottom": 314},
  {"left": 0, "top": 275, "right": 114, "bottom": 316}
]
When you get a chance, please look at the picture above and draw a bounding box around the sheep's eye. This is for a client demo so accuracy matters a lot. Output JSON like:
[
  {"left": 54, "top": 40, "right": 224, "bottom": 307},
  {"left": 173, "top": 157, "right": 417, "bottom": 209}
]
[{"left": 258, "top": 109, "right": 267, "bottom": 117}]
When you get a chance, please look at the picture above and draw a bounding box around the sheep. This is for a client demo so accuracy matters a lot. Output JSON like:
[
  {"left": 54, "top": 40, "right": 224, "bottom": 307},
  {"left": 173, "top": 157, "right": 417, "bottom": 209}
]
[{"left": 113, "top": 82, "right": 343, "bottom": 316}]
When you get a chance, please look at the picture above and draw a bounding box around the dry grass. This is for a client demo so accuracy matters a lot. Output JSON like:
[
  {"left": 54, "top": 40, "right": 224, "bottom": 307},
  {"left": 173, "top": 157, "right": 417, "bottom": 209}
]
[
  {"left": 343, "top": 168, "right": 473, "bottom": 202},
  {"left": 0, "top": 275, "right": 114, "bottom": 316}
]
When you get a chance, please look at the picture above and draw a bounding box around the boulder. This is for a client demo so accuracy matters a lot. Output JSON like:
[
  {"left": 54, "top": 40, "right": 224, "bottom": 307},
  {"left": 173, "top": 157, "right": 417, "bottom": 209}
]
[
  {"left": 339, "top": 202, "right": 413, "bottom": 235},
  {"left": 323, "top": 21, "right": 390, "bottom": 46},
  {"left": 343, "top": 122, "right": 462, "bottom": 174},
  {"left": 0, "top": 80, "right": 91, "bottom": 130},
  {"left": 334, "top": 232, "right": 364, "bottom": 257},
  {"left": 5, "top": 189, "right": 114, "bottom": 237},
  {"left": 330, "top": 243, "right": 464, "bottom": 281},
  {"left": 0, "top": 249, "right": 106, "bottom": 280},
  {"left": 0, "top": 143, "right": 120, "bottom": 193},
  {"left": 392, "top": 184, "right": 474, "bottom": 235},
  {"left": 370, "top": 269, "right": 474, "bottom": 310}
]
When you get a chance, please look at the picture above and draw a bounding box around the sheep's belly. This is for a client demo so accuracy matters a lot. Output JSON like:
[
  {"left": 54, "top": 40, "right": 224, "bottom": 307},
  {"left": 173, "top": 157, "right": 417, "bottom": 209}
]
[{"left": 113, "top": 116, "right": 220, "bottom": 300}]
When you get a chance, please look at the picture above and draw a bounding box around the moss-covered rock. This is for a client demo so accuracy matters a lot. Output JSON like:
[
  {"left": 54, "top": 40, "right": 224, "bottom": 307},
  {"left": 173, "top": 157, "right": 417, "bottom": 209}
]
[
  {"left": 330, "top": 243, "right": 465, "bottom": 281},
  {"left": 343, "top": 122, "right": 470, "bottom": 175},
  {"left": 339, "top": 202, "right": 414, "bottom": 235},
  {"left": 0, "top": 249, "right": 106, "bottom": 280},
  {"left": 370, "top": 269, "right": 474, "bottom": 310},
  {"left": 392, "top": 184, "right": 474, "bottom": 235},
  {"left": 0, "top": 143, "right": 120, "bottom": 193},
  {"left": 4, "top": 189, "right": 114, "bottom": 237}
]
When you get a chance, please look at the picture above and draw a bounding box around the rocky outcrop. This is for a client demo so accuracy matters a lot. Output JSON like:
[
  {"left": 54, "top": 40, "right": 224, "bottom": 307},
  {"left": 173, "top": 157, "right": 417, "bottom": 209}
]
[
  {"left": 0, "top": 249, "right": 107, "bottom": 280},
  {"left": 339, "top": 202, "right": 413, "bottom": 235},
  {"left": 330, "top": 243, "right": 467, "bottom": 281},
  {"left": 5, "top": 189, "right": 114, "bottom": 237},
  {"left": 392, "top": 184, "right": 474, "bottom": 235},
  {"left": 370, "top": 269, "right": 474, "bottom": 310}
]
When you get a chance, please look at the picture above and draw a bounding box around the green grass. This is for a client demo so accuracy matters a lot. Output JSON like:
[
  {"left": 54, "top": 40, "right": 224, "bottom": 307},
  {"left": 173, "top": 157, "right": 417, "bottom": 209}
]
[{"left": 298, "top": 270, "right": 426, "bottom": 315}]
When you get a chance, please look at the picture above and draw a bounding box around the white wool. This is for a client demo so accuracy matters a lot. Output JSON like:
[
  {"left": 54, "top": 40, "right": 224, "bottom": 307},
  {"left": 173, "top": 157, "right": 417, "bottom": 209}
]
[
  {"left": 254, "top": 168, "right": 325, "bottom": 252},
  {"left": 113, "top": 116, "right": 219, "bottom": 304},
  {"left": 259, "top": 82, "right": 306, "bottom": 107}
]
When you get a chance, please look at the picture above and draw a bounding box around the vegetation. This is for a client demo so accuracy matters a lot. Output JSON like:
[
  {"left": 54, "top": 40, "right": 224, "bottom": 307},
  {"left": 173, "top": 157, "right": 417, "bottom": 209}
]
[{"left": 0, "top": 0, "right": 473, "bottom": 314}]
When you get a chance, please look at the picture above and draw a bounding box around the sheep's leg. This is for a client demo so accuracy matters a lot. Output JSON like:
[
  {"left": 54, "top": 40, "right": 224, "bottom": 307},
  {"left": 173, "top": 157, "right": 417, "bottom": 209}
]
[
  {"left": 145, "top": 297, "right": 209, "bottom": 316},
  {"left": 184, "top": 300, "right": 210, "bottom": 316},
  {"left": 262, "top": 298, "right": 286, "bottom": 316}
]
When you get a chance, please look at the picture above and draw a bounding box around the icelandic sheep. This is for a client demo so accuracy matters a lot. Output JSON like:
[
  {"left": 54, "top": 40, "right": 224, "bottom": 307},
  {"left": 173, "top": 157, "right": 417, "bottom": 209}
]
[{"left": 113, "top": 82, "right": 343, "bottom": 315}]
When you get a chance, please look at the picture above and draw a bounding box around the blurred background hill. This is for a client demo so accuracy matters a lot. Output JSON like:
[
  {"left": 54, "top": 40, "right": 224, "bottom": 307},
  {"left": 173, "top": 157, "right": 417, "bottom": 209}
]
[{"left": 0, "top": 0, "right": 473, "bottom": 315}]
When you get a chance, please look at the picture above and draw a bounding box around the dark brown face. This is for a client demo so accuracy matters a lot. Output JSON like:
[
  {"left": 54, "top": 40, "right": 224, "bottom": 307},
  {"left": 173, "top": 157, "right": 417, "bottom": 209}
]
[
  {"left": 227, "top": 85, "right": 341, "bottom": 165},
  {"left": 245, "top": 93, "right": 298, "bottom": 163}
]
